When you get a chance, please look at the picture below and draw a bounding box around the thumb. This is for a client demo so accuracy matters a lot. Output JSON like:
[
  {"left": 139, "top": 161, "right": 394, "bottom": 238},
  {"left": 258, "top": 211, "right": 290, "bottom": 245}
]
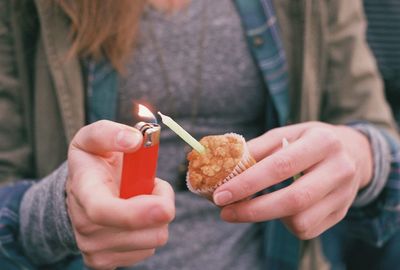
[{"left": 70, "top": 120, "right": 143, "bottom": 156}]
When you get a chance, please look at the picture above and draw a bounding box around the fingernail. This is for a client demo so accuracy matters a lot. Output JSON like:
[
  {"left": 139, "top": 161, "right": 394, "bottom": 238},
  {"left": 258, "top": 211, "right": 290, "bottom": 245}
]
[
  {"left": 222, "top": 208, "right": 237, "bottom": 221},
  {"left": 116, "top": 130, "right": 141, "bottom": 148},
  {"left": 214, "top": 191, "right": 232, "bottom": 206}
]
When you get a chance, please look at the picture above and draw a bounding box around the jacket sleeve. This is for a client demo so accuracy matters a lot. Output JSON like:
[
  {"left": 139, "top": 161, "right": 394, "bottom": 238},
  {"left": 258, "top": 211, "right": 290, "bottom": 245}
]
[
  {"left": 19, "top": 162, "right": 80, "bottom": 265},
  {"left": 344, "top": 130, "right": 400, "bottom": 247},
  {"left": 0, "top": 179, "right": 82, "bottom": 269},
  {"left": 0, "top": 0, "right": 34, "bottom": 185},
  {"left": 322, "top": 0, "right": 400, "bottom": 246},
  {"left": 1, "top": 0, "right": 80, "bottom": 265}
]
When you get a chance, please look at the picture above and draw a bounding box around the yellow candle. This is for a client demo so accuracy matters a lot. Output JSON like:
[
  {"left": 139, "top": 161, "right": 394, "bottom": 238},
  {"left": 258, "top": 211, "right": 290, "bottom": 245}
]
[
  {"left": 158, "top": 112, "right": 206, "bottom": 154},
  {"left": 282, "top": 138, "right": 301, "bottom": 181}
]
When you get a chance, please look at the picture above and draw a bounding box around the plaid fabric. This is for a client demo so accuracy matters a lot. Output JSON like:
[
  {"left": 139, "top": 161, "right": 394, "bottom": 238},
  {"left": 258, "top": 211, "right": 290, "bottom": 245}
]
[
  {"left": 233, "top": 0, "right": 290, "bottom": 127},
  {"left": 321, "top": 131, "right": 400, "bottom": 270},
  {"left": 85, "top": 59, "right": 118, "bottom": 123},
  {"left": 344, "top": 130, "right": 400, "bottom": 245},
  {"left": 0, "top": 181, "right": 85, "bottom": 270},
  {"left": 0, "top": 181, "right": 35, "bottom": 269}
]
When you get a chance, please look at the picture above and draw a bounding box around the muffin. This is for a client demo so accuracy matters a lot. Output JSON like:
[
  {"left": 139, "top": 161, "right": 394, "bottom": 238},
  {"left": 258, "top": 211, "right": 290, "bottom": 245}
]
[{"left": 186, "top": 133, "right": 256, "bottom": 201}]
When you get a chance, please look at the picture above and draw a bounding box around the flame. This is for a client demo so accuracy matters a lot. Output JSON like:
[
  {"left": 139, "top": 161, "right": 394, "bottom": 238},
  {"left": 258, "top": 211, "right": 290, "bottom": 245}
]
[{"left": 138, "top": 104, "right": 156, "bottom": 122}]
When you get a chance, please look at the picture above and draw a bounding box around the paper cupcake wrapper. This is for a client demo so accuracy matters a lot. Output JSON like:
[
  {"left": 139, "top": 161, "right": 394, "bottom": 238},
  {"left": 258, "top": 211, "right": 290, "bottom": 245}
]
[{"left": 186, "top": 133, "right": 256, "bottom": 201}]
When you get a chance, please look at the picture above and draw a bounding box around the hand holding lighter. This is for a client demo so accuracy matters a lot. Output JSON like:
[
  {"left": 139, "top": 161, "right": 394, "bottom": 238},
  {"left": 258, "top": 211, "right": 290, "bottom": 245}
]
[{"left": 120, "top": 122, "right": 160, "bottom": 199}]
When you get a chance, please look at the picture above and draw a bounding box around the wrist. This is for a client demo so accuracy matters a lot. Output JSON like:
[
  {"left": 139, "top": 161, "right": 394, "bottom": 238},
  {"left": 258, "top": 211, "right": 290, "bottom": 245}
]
[
  {"left": 356, "top": 133, "right": 374, "bottom": 190},
  {"left": 337, "top": 125, "right": 373, "bottom": 190},
  {"left": 347, "top": 123, "right": 391, "bottom": 207}
]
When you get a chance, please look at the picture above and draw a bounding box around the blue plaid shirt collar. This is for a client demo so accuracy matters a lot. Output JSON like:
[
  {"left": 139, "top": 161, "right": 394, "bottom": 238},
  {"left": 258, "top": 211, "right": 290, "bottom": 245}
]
[{"left": 234, "top": 0, "right": 290, "bottom": 127}]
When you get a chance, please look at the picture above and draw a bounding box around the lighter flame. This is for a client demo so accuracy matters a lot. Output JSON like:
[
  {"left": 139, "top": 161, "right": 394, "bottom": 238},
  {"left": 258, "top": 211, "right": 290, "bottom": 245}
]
[{"left": 138, "top": 104, "right": 156, "bottom": 120}]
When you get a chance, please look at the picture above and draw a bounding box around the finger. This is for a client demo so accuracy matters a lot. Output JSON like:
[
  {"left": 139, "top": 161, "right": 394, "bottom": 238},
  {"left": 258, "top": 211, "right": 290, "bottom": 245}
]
[
  {"left": 69, "top": 159, "right": 120, "bottom": 205},
  {"left": 67, "top": 191, "right": 104, "bottom": 236},
  {"left": 219, "top": 154, "right": 352, "bottom": 222},
  {"left": 83, "top": 248, "right": 155, "bottom": 270},
  {"left": 214, "top": 127, "right": 339, "bottom": 206},
  {"left": 247, "top": 122, "right": 324, "bottom": 161},
  {"left": 296, "top": 210, "right": 347, "bottom": 240},
  {"left": 152, "top": 178, "right": 175, "bottom": 198},
  {"left": 78, "top": 225, "right": 169, "bottom": 254},
  {"left": 72, "top": 173, "right": 175, "bottom": 230},
  {"left": 282, "top": 186, "right": 352, "bottom": 239},
  {"left": 70, "top": 120, "right": 143, "bottom": 156}
]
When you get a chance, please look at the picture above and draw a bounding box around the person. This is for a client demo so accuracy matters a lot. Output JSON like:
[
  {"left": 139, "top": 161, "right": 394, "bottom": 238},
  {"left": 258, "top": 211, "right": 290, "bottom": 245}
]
[
  {"left": 0, "top": 0, "right": 399, "bottom": 269},
  {"left": 320, "top": 1, "right": 400, "bottom": 269}
]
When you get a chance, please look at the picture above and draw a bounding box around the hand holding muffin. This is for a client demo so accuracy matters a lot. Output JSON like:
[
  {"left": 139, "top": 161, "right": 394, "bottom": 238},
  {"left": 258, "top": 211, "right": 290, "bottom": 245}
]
[{"left": 211, "top": 122, "right": 373, "bottom": 240}]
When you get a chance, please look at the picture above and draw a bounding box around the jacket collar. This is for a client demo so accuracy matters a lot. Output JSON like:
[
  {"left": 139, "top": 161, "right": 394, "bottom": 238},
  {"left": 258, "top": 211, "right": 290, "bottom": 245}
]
[{"left": 34, "top": 0, "right": 85, "bottom": 142}]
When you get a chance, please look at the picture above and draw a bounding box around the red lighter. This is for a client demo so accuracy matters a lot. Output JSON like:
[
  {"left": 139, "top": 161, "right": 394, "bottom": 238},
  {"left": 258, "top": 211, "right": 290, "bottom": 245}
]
[{"left": 120, "top": 105, "right": 160, "bottom": 199}]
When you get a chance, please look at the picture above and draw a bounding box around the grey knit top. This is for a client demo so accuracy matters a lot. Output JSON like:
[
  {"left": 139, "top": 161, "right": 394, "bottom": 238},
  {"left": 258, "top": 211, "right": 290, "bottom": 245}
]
[{"left": 119, "top": 1, "right": 266, "bottom": 269}]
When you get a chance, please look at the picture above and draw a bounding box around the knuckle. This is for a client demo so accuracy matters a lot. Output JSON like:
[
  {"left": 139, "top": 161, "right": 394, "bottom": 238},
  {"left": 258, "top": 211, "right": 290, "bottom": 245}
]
[
  {"left": 266, "top": 128, "right": 285, "bottom": 142},
  {"left": 246, "top": 208, "right": 260, "bottom": 222},
  {"left": 78, "top": 120, "right": 111, "bottom": 149},
  {"left": 271, "top": 154, "right": 296, "bottom": 180},
  {"left": 152, "top": 202, "right": 176, "bottom": 225},
  {"left": 298, "top": 229, "right": 318, "bottom": 240},
  {"left": 156, "top": 227, "right": 169, "bottom": 247},
  {"left": 287, "top": 188, "right": 312, "bottom": 212},
  {"left": 238, "top": 179, "right": 253, "bottom": 197},
  {"left": 72, "top": 125, "right": 91, "bottom": 148},
  {"left": 86, "top": 202, "right": 105, "bottom": 225},
  {"left": 164, "top": 203, "right": 176, "bottom": 223},
  {"left": 343, "top": 187, "right": 356, "bottom": 205},
  {"left": 166, "top": 203, "right": 176, "bottom": 223},
  {"left": 83, "top": 254, "right": 110, "bottom": 270},
  {"left": 309, "top": 127, "right": 341, "bottom": 152},
  {"left": 287, "top": 216, "right": 317, "bottom": 240},
  {"left": 73, "top": 219, "right": 91, "bottom": 235},
  {"left": 94, "top": 120, "right": 111, "bottom": 132},
  {"left": 66, "top": 179, "right": 74, "bottom": 196},
  {"left": 90, "top": 123, "right": 106, "bottom": 142},
  {"left": 75, "top": 221, "right": 99, "bottom": 236},
  {"left": 77, "top": 239, "right": 94, "bottom": 255},
  {"left": 290, "top": 216, "right": 309, "bottom": 236},
  {"left": 337, "top": 156, "right": 357, "bottom": 180},
  {"left": 332, "top": 210, "right": 347, "bottom": 223},
  {"left": 146, "top": 249, "right": 156, "bottom": 258},
  {"left": 135, "top": 249, "right": 156, "bottom": 262}
]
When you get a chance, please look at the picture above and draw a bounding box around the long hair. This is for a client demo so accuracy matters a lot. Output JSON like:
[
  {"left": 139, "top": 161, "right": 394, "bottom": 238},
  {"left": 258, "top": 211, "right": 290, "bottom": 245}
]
[{"left": 56, "top": 0, "right": 146, "bottom": 72}]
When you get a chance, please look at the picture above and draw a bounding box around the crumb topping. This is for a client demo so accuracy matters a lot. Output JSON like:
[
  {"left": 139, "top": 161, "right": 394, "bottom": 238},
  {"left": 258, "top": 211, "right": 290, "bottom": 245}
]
[{"left": 187, "top": 135, "right": 244, "bottom": 189}]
